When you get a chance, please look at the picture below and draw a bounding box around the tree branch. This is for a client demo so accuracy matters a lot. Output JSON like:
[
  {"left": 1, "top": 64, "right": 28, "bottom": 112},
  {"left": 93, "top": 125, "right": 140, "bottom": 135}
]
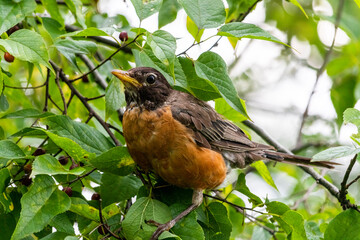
[
  {"left": 339, "top": 154, "right": 359, "bottom": 210},
  {"left": 243, "top": 120, "right": 341, "bottom": 200},
  {"left": 50, "top": 60, "right": 121, "bottom": 146}
]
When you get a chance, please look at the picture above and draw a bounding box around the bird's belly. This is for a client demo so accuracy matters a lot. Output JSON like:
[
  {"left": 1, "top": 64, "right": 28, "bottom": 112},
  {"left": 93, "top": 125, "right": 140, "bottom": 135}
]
[{"left": 123, "top": 106, "right": 227, "bottom": 190}]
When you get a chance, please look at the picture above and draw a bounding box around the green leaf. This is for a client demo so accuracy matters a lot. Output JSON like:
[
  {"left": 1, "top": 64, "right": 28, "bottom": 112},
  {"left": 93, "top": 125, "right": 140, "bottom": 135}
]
[
  {"left": 178, "top": 57, "right": 220, "bottom": 101},
  {"left": 281, "top": 210, "right": 307, "bottom": 240},
  {"left": 89, "top": 146, "right": 135, "bottom": 176},
  {"left": 331, "top": 75, "right": 357, "bottom": 127},
  {"left": 170, "top": 204, "right": 204, "bottom": 240},
  {"left": 0, "top": 29, "right": 51, "bottom": 68},
  {"left": 305, "top": 221, "right": 323, "bottom": 240},
  {"left": 344, "top": 108, "right": 360, "bottom": 127},
  {"left": 0, "top": 168, "right": 13, "bottom": 213},
  {"left": 0, "top": 213, "right": 16, "bottom": 240},
  {"left": 226, "top": 193, "right": 245, "bottom": 237},
  {"left": 60, "top": 27, "right": 110, "bottom": 37},
  {"left": 324, "top": 209, "right": 360, "bottom": 240},
  {"left": 214, "top": 98, "right": 247, "bottom": 122},
  {"left": 312, "top": 146, "right": 360, "bottom": 161},
  {"left": 147, "top": 30, "right": 176, "bottom": 76},
  {"left": 235, "top": 173, "right": 263, "bottom": 206},
  {"left": 186, "top": 16, "right": 204, "bottom": 43},
  {"left": 42, "top": 17, "right": 66, "bottom": 39},
  {"left": 158, "top": 0, "right": 181, "bottom": 28},
  {"left": 40, "top": 232, "right": 71, "bottom": 240},
  {"left": 218, "top": 22, "right": 288, "bottom": 46},
  {"left": 122, "top": 197, "right": 172, "bottom": 240},
  {"left": 136, "top": 45, "right": 188, "bottom": 89},
  {"left": 100, "top": 173, "right": 142, "bottom": 206},
  {"left": 178, "top": 0, "right": 226, "bottom": 29},
  {"left": 0, "top": 93, "right": 9, "bottom": 112},
  {"left": 0, "top": 108, "right": 53, "bottom": 119},
  {"left": 0, "top": 140, "right": 25, "bottom": 159},
  {"left": 0, "top": 0, "right": 36, "bottom": 35},
  {"left": 226, "top": 0, "right": 258, "bottom": 22},
  {"left": 50, "top": 213, "right": 75, "bottom": 234},
  {"left": 11, "top": 175, "right": 71, "bottom": 240},
  {"left": 130, "top": 0, "right": 163, "bottom": 21},
  {"left": 32, "top": 155, "right": 85, "bottom": 177},
  {"left": 199, "top": 202, "right": 232, "bottom": 240},
  {"left": 105, "top": 77, "right": 125, "bottom": 120},
  {"left": 251, "top": 161, "right": 278, "bottom": 191},
  {"left": 194, "top": 51, "right": 249, "bottom": 119},
  {"left": 288, "top": 0, "right": 309, "bottom": 18},
  {"left": 54, "top": 39, "right": 97, "bottom": 68},
  {"left": 64, "top": 0, "right": 86, "bottom": 28},
  {"left": 41, "top": 130, "right": 94, "bottom": 162},
  {"left": 69, "top": 198, "right": 99, "bottom": 221},
  {"left": 42, "top": 115, "right": 114, "bottom": 155},
  {"left": 41, "top": 0, "right": 64, "bottom": 26}
]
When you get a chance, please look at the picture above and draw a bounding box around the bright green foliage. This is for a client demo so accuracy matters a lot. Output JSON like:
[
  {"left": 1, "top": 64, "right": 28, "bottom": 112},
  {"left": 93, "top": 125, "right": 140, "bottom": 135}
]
[
  {"left": 218, "top": 22, "right": 287, "bottom": 46},
  {"left": 0, "top": 0, "right": 358, "bottom": 239},
  {"left": 122, "top": 197, "right": 172, "bottom": 239},
  {"left": 0, "top": 29, "right": 51, "bottom": 68},
  {"left": 11, "top": 175, "right": 71, "bottom": 240},
  {"left": 0, "top": 0, "right": 36, "bottom": 35},
  {"left": 178, "top": 0, "right": 226, "bottom": 29},
  {"left": 324, "top": 209, "right": 360, "bottom": 240}
]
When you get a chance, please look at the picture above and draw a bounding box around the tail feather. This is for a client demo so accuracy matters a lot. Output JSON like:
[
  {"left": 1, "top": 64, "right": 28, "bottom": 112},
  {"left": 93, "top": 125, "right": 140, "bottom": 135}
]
[{"left": 263, "top": 151, "right": 339, "bottom": 169}]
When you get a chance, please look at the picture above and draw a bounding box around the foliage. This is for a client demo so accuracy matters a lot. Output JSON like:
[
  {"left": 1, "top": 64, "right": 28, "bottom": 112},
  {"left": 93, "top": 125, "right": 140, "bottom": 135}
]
[{"left": 0, "top": 0, "right": 360, "bottom": 239}]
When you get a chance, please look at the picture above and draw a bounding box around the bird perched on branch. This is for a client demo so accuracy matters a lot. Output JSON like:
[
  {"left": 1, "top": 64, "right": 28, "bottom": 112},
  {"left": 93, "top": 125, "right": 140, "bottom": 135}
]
[{"left": 112, "top": 67, "right": 336, "bottom": 239}]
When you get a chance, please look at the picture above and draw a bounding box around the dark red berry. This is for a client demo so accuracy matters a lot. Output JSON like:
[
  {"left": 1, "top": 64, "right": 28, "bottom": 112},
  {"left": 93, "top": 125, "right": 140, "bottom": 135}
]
[
  {"left": 21, "top": 175, "right": 32, "bottom": 186},
  {"left": 32, "top": 148, "right": 46, "bottom": 156},
  {"left": 63, "top": 187, "right": 73, "bottom": 197},
  {"left": 58, "top": 156, "right": 69, "bottom": 165},
  {"left": 4, "top": 52, "right": 14, "bottom": 63},
  {"left": 97, "top": 224, "right": 110, "bottom": 235},
  {"left": 119, "top": 31, "right": 128, "bottom": 42},
  {"left": 69, "top": 163, "right": 79, "bottom": 170},
  {"left": 23, "top": 164, "right": 32, "bottom": 174},
  {"left": 82, "top": 75, "right": 89, "bottom": 83},
  {"left": 91, "top": 193, "right": 101, "bottom": 201}
]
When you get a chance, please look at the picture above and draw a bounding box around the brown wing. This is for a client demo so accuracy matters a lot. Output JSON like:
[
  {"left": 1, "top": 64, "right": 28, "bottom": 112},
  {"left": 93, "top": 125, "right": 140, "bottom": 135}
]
[
  {"left": 167, "top": 91, "right": 274, "bottom": 168},
  {"left": 167, "top": 91, "right": 337, "bottom": 169}
]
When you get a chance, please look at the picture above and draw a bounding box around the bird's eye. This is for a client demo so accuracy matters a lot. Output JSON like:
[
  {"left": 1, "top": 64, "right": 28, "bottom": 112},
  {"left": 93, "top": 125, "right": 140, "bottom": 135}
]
[{"left": 146, "top": 74, "right": 156, "bottom": 84}]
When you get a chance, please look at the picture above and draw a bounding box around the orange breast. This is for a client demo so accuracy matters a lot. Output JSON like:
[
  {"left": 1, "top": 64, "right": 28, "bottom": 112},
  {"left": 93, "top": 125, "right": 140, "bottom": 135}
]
[{"left": 122, "top": 106, "right": 226, "bottom": 190}]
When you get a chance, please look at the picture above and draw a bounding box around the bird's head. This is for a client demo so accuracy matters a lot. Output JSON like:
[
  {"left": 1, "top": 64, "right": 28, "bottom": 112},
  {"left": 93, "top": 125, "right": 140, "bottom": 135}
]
[{"left": 112, "top": 67, "right": 172, "bottom": 110}]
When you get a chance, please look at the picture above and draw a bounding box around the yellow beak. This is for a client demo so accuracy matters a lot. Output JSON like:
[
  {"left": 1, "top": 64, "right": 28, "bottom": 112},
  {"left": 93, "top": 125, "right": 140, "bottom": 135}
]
[{"left": 111, "top": 69, "right": 141, "bottom": 88}]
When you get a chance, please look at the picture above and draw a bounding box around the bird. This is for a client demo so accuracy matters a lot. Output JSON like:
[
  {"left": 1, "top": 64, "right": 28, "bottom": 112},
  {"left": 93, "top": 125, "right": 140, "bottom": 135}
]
[{"left": 111, "top": 67, "right": 336, "bottom": 239}]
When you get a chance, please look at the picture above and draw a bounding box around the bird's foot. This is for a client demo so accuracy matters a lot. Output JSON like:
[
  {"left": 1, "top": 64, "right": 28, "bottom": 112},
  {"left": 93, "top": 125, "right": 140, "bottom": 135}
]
[{"left": 147, "top": 219, "right": 175, "bottom": 240}]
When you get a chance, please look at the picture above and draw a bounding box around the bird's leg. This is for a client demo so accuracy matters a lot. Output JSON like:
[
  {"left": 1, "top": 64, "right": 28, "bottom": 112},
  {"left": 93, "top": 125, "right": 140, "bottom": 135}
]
[{"left": 149, "top": 189, "right": 203, "bottom": 240}]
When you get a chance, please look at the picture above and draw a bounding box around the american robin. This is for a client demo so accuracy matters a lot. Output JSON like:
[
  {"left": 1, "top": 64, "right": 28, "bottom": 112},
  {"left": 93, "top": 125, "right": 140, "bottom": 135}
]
[{"left": 111, "top": 67, "right": 335, "bottom": 239}]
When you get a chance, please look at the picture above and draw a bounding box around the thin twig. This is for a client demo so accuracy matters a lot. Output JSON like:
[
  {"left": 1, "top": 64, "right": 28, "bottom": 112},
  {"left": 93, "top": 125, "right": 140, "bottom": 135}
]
[
  {"left": 67, "top": 168, "right": 97, "bottom": 185},
  {"left": 98, "top": 199, "right": 122, "bottom": 239},
  {"left": 4, "top": 82, "right": 47, "bottom": 90},
  {"left": 43, "top": 69, "right": 50, "bottom": 112},
  {"left": 346, "top": 175, "right": 360, "bottom": 189},
  {"left": 86, "top": 94, "right": 105, "bottom": 101},
  {"left": 50, "top": 60, "right": 121, "bottom": 146},
  {"left": 339, "top": 154, "right": 359, "bottom": 210},
  {"left": 70, "top": 34, "right": 143, "bottom": 82},
  {"left": 296, "top": 0, "right": 345, "bottom": 146},
  {"left": 55, "top": 70, "right": 67, "bottom": 115},
  {"left": 78, "top": 54, "right": 108, "bottom": 90}
]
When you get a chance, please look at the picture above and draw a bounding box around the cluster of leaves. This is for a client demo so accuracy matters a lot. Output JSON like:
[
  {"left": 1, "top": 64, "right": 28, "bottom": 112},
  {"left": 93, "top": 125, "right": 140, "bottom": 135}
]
[{"left": 0, "top": 0, "right": 360, "bottom": 240}]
